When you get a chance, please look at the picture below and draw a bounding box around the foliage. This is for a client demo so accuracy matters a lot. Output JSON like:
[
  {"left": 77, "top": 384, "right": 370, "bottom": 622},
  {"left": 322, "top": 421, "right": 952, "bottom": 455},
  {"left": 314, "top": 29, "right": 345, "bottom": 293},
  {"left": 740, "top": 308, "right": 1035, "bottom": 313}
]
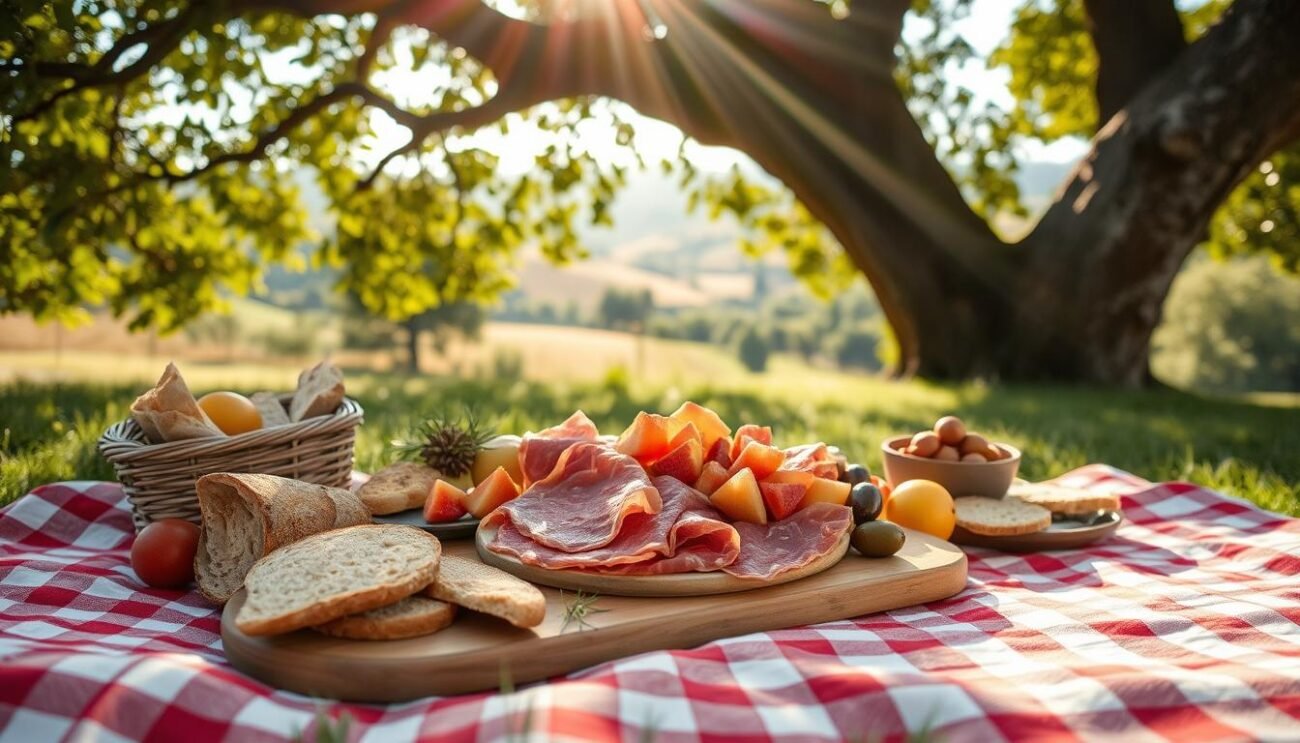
[
  {"left": 3, "top": 371, "right": 1296, "bottom": 514},
  {"left": 597, "top": 288, "right": 654, "bottom": 332},
  {"left": 736, "top": 325, "right": 769, "bottom": 373},
  {"left": 1152, "top": 257, "right": 1300, "bottom": 392}
]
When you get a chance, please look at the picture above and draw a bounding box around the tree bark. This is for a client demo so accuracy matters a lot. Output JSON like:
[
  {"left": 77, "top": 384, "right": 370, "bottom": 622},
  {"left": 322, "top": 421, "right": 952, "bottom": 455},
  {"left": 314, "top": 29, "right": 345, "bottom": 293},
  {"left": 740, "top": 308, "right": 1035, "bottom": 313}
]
[
  {"left": 404, "top": 318, "right": 421, "bottom": 374},
  {"left": 240, "top": 0, "right": 1300, "bottom": 384}
]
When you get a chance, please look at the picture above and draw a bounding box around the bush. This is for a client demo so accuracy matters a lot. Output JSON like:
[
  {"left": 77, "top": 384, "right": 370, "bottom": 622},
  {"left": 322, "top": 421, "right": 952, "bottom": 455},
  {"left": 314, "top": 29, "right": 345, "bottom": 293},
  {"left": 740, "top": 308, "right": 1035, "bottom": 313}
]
[
  {"left": 825, "top": 326, "right": 882, "bottom": 371},
  {"left": 736, "top": 326, "right": 769, "bottom": 373}
]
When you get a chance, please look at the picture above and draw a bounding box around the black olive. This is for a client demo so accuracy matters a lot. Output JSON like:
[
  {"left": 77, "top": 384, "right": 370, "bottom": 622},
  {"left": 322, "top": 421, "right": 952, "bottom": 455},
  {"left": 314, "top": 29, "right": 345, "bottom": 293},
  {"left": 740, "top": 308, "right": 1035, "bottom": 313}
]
[
  {"left": 841, "top": 463, "right": 870, "bottom": 486},
  {"left": 850, "top": 482, "right": 883, "bottom": 524},
  {"left": 851, "top": 521, "right": 905, "bottom": 558}
]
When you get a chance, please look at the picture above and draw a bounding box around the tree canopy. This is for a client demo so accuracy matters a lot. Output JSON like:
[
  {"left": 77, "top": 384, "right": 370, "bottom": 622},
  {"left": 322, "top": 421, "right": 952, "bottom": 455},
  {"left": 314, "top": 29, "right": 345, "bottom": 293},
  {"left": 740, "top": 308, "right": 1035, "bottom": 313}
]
[{"left": 3, "top": 0, "right": 1297, "bottom": 384}]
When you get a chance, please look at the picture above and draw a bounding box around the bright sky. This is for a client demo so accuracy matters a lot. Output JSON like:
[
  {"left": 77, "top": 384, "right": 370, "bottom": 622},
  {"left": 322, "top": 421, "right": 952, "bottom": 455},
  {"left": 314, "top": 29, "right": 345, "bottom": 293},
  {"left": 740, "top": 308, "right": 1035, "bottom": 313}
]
[{"left": 360, "top": 0, "right": 1090, "bottom": 178}]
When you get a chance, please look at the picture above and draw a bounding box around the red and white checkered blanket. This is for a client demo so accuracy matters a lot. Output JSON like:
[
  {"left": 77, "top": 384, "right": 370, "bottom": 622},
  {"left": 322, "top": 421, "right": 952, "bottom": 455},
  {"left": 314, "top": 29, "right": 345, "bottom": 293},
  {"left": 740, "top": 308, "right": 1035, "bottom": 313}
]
[{"left": 1, "top": 466, "right": 1298, "bottom": 742}]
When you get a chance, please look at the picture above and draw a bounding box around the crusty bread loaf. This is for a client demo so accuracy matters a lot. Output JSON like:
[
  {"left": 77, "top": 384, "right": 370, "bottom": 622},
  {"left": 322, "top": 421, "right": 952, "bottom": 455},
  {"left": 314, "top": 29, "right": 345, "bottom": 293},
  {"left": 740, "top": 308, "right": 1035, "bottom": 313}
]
[
  {"left": 1007, "top": 482, "right": 1121, "bottom": 515},
  {"left": 955, "top": 496, "right": 1052, "bottom": 536},
  {"left": 290, "top": 361, "right": 345, "bottom": 422},
  {"left": 194, "top": 473, "right": 368, "bottom": 605},
  {"left": 312, "top": 596, "right": 456, "bottom": 640},
  {"left": 358, "top": 462, "right": 438, "bottom": 516},
  {"left": 236, "top": 525, "right": 441, "bottom": 637},
  {"left": 250, "top": 391, "right": 292, "bottom": 427},
  {"left": 130, "top": 363, "right": 225, "bottom": 443},
  {"left": 425, "top": 555, "right": 546, "bottom": 628}
]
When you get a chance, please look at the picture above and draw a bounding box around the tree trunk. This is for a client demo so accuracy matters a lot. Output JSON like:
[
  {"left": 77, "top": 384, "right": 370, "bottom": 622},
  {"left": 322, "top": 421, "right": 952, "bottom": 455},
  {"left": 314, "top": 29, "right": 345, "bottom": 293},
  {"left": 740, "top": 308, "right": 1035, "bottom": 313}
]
[{"left": 404, "top": 319, "right": 421, "bottom": 374}]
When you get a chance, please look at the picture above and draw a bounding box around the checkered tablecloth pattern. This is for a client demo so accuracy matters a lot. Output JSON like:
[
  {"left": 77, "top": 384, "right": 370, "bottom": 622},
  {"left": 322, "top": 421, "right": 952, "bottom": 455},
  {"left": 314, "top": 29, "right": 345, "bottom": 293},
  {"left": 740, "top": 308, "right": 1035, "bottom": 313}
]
[{"left": 2, "top": 467, "right": 1298, "bottom": 742}]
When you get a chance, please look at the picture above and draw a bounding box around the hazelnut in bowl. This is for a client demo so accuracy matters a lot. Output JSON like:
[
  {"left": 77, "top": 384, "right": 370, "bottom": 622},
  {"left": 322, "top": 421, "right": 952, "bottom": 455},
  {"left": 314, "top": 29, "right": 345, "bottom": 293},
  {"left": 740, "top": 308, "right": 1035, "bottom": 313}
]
[{"left": 881, "top": 416, "right": 1021, "bottom": 498}]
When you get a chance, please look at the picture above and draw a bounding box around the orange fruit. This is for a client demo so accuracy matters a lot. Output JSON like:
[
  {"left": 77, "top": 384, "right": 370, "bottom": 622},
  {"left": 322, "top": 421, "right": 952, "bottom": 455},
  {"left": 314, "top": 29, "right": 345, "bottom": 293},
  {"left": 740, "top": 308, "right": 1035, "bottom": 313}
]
[
  {"left": 197, "top": 391, "right": 262, "bottom": 435},
  {"left": 882, "top": 479, "right": 955, "bottom": 540}
]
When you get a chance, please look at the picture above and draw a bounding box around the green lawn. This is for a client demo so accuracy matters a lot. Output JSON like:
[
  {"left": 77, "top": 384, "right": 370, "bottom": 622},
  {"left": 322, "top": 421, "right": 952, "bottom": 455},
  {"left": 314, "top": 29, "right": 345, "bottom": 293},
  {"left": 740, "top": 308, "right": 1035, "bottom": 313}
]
[{"left": 2, "top": 369, "right": 1297, "bottom": 515}]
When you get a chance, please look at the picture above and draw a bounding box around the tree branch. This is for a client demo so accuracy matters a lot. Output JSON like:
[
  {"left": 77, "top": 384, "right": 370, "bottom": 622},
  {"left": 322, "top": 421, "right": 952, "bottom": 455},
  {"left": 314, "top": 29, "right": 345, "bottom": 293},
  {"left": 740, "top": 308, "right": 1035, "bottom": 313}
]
[{"left": 1082, "top": 0, "right": 1186, "bottom": 125}]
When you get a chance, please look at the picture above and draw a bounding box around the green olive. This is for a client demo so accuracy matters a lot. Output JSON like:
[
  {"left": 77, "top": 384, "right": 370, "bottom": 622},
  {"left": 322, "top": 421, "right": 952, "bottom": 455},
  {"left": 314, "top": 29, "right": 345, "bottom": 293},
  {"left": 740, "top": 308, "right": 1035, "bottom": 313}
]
[{"left": 851, "top": 521, "right": 906, "bottom": 558}]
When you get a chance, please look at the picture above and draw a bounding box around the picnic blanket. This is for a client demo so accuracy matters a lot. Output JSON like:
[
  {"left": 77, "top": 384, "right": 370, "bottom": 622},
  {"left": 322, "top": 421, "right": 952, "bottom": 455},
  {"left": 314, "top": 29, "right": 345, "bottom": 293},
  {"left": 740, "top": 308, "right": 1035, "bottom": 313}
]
[{"left": 1, "top": 466, "right": 1298, "bottom": 742}]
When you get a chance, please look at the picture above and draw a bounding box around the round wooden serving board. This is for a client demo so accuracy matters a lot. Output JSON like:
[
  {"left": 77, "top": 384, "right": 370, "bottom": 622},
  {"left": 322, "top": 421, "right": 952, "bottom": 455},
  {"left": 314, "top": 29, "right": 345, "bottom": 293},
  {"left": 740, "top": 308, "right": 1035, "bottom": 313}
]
[
  {"left": 221, "top": 531, "right": 967, "bottom": 702},
  {"left": 474, "top": 522, "right": 850, "bottom": 597}
]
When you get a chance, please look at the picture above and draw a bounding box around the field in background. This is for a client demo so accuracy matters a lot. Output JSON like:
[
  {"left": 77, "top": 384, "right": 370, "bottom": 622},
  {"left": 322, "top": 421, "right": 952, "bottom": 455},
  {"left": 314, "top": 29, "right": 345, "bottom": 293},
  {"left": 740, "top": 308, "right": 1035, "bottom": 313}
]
[{"left": 2, "top": 341, "right": 1297, "bottom": 517}]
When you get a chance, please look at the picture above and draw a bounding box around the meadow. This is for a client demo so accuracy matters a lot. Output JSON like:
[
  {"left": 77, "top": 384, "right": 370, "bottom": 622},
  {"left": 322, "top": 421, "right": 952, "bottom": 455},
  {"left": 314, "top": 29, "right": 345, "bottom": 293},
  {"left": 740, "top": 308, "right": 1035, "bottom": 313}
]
[{"left": 2, "top": 324, "right": 1297, "bottom": 515}]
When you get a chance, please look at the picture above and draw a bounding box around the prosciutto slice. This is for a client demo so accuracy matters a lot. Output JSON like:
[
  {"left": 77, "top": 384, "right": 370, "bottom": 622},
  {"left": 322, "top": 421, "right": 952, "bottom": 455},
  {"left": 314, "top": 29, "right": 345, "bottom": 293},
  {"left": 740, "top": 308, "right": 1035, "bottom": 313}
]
[
  {"left": 518, "top": 411, "right": 601, "bottom": 488},
  {"left": 488, "top": 477, "right": 739, "bottom": 573},
  {"left": 484, "top": 442, "right": 660, "bottom": 552},
  {"left": 780, "top": 443, "right": 841, "bottom": 480},
  {"left": 722, "top": 502, "right": 853, "bottom": 580}
]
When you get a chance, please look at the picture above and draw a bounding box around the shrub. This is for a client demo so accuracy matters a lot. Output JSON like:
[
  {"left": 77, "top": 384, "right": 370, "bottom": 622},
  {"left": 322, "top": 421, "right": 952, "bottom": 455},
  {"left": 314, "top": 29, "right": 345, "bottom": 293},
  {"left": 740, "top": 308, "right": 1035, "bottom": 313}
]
[{"left": 736, "top": 326, "right": 769, "bottom": 373}]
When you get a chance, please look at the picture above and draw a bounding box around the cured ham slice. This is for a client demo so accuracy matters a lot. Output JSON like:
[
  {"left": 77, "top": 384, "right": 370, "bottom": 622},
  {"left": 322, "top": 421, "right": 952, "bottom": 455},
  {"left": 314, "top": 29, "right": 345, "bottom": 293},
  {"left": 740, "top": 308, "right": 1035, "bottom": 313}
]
[
  {"left": 722, "top": 502, "right": 853, "bottom": 580},
  {"left": 518, "top": 411, "right": 600, "bottom": 487},
  {"left": 488, "top": 477, "right": 739, "bottom": 573},
  {"left": 484, "top": 442, "right": 660, "bottom": 552},
  {"left": 780, "top": 443, "right": 841, "bottom": 480}
]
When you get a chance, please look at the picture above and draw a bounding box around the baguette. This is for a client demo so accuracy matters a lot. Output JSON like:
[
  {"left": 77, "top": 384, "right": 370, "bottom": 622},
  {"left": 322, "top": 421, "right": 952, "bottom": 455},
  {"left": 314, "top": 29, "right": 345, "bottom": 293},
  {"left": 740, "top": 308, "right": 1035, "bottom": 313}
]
[
  {"left": 290, "top": 361, "right": 345, "bottom": 422},
  {"left": 193, "top": 473, "right": 369, "bottom": 605},
  {"left": 236, "top": 525, "right": 441, "bottom": 637},
  {"left": 130, "top": 363, "right": 225, "bottom": 443},
  {"left": 250, "top": 391, "right": 292, "bottom": 427}
]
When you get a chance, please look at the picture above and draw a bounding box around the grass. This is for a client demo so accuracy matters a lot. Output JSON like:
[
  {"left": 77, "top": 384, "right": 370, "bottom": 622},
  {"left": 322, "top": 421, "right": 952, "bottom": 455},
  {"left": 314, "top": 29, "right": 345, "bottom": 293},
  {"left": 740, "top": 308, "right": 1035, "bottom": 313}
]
[{"left": 1, "top": 354, "right": 1297, "bottom": 514}]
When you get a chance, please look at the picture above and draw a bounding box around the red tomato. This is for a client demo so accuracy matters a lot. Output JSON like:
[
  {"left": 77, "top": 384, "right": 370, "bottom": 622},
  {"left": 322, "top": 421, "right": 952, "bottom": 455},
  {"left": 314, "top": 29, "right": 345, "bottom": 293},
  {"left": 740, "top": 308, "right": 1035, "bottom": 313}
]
[{"left": 131, "top": 519, "right": 201, "bottom": 589}]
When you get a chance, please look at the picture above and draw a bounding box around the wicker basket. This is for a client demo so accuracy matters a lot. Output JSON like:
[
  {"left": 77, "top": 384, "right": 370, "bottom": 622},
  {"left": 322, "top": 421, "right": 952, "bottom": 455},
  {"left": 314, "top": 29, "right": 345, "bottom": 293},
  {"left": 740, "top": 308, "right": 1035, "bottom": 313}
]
[{"left": 98, "top": 396, "right": 364, "bottom": 530}]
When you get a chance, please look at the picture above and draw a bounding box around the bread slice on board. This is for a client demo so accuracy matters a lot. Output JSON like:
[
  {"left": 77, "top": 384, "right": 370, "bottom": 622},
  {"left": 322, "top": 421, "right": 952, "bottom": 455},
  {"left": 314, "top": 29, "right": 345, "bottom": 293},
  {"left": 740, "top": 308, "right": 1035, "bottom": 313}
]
[
  {"left": 1007, "top": 482, "right": 1121, "bottom": 515},
  {"left": 425, "top": 555, "right": 546, "bottom": 628},
  {"left": 358, "top": 462, "right": 439, "bottom": 515},
  {"left": 130, "top": 363, "right": 226, "bottom": 443},
  {"left": 250, "top": 392, "right": 293, "bottom": 427},
  {"left": 236, "top": 525, "right": 442, "bottom": 637},
  {"left": 194, "top": 473, "right": 369, "bottom": 605},
  {"left": 290, "top": 361, "right": 345, "bottom": 422},
  {"left": 312, "top": 596, "right": 456, "bottom": 640},
  {"left": 954, "top": 496, "right": 1052, "bottom": 536}
]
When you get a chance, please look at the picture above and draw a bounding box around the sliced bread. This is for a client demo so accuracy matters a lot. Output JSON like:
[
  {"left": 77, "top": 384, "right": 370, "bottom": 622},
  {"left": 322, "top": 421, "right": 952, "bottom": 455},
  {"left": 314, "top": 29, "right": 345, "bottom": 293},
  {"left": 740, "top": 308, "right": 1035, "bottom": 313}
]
[
  {"left": 290, "top": 361, "right": 345, "bottom": 422},
  {"left": 250, "top": 391, "right": 293, "bottom": 427},
  {"left": 954, "top": 496, "right": 1052, "bottom": 536},
  {"left": 425, "top": 555, "right": 546, "bottom": 628},
  {"left": 194, "top": 473, "right": 369, "bottom": 605},
  {"left": 358, "top": 462, "right": 439, "bottom": 515},
  {"left": 1007, "top": 482, "right": 1120, "bottom": 515},
  {"left": 130, "top": 363, "right": 225, "bottom": 443},
  {"left": 236, "top": 524, "right": 442, "bottom": 637},
  {"left": 312, "top": 596, "right": 457, "bottom": 640}
]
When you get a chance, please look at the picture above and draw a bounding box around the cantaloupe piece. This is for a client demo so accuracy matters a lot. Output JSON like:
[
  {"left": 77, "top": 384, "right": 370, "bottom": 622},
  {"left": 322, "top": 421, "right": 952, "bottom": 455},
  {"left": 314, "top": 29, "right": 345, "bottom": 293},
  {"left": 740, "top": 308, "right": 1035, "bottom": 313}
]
[
  {"left": 666, "top": 422, "right": 701, "bottom": 451},
  {"left": 728, "top": 441, "right": 785, "bottom": 481},
  {"left": 647, "top": 437, "right": 704, "bottom": 484},
  {"left": 706, "top": 437, "right": 733, "bottom": 468},
  {"left": 694, "top": 461, "right": 731, "bottom": 496},
  {"left": 472, "top": 435, "right": 523, "bottom": 487},
  {"left": 424, "top": 480, "right": 469, "bottom": 523},
  {"left": 763, "top": 469, "right": 815, "bottom": 489},
  {"left": 796, "top": 477, "right": 851, "bottom": 511},
  {"left": 615, "top": 412, "right": 679, "bottom": 464},
  {"left": 465, "top": 467, "right": 521, "bottom": 519},
  {"left": 669, "top": 402, "right": 731, "bottom": 451},
  {"left": 709, "top": 468, "right": 767, "bottom": 524},
  {"left": 729, "top": 424, "right": 774, "bottom": 461}
]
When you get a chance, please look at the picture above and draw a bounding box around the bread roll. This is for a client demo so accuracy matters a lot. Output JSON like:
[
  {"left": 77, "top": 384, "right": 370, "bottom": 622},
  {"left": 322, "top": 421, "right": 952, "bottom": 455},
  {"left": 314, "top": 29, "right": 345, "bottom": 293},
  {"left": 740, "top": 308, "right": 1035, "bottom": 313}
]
[{"left": 130, "top": 363, "right": 225, "bottom": 443}]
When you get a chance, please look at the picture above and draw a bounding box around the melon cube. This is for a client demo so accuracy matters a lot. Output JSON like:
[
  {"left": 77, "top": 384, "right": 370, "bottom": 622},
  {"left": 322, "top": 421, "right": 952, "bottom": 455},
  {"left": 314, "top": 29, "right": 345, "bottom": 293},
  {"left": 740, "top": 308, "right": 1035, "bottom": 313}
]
[
  {"left": 796, "top": 477, "right": 852, "bottom": 511},
  {"left": 666, "top": 422, "right": 702, "bottom": 451},
  {"left": 669, "top": 402, "right": 731, "bottom": 451},
  {"left": 760, "top": 481, "right": 807, "bottom": 521},
  {"left": 694, "top": 461, "right": 731, "bottom": 495},
  {"left": 647, "top": 437, "right": 705, "bottom": 484},
  {"left": 424, "top": 479, "right": 469, "bottom": 523},
  {"left": 615, "top": 412, "right": 678, "bottom": 464},
  {"left": 706, "top": 437, "right": 733, "bottom": 468},
  {"left": 729, "top": 424, "right": 774, "bottom": 461},
  {"left": 465, "top": 466, "right": 522, "bottom": 519},
  {"left": 709, "top": 467, "right": 767, "bottom": 525},
  {"left": 728, "top": 440, "right": 786, "bottom": 481}
]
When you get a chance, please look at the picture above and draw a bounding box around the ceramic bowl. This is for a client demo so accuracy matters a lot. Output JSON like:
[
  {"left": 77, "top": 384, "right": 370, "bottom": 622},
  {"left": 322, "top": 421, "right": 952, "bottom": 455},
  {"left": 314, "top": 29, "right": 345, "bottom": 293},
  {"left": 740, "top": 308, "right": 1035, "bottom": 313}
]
[{"left": 880, "top": 435, "right": 1021, "bottom": 498}]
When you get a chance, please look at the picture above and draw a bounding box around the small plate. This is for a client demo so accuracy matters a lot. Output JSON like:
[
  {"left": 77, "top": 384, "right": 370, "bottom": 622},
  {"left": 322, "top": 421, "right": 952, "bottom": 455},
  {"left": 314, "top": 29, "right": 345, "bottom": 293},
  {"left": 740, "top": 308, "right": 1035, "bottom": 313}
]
[
  {"left": 951, "top": 510, "right": 1122, "bottom": 552},
  {"left": 372, "top": 509, "right": 480, "bottom": 540}
]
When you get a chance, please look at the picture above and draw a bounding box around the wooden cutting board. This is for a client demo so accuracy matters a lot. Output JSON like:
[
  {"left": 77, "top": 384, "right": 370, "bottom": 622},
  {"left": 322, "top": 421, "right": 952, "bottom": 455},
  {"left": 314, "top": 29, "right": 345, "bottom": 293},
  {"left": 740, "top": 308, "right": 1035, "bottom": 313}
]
[{"left": 221, "top": 530, "right": 968, "bottom": 702}]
